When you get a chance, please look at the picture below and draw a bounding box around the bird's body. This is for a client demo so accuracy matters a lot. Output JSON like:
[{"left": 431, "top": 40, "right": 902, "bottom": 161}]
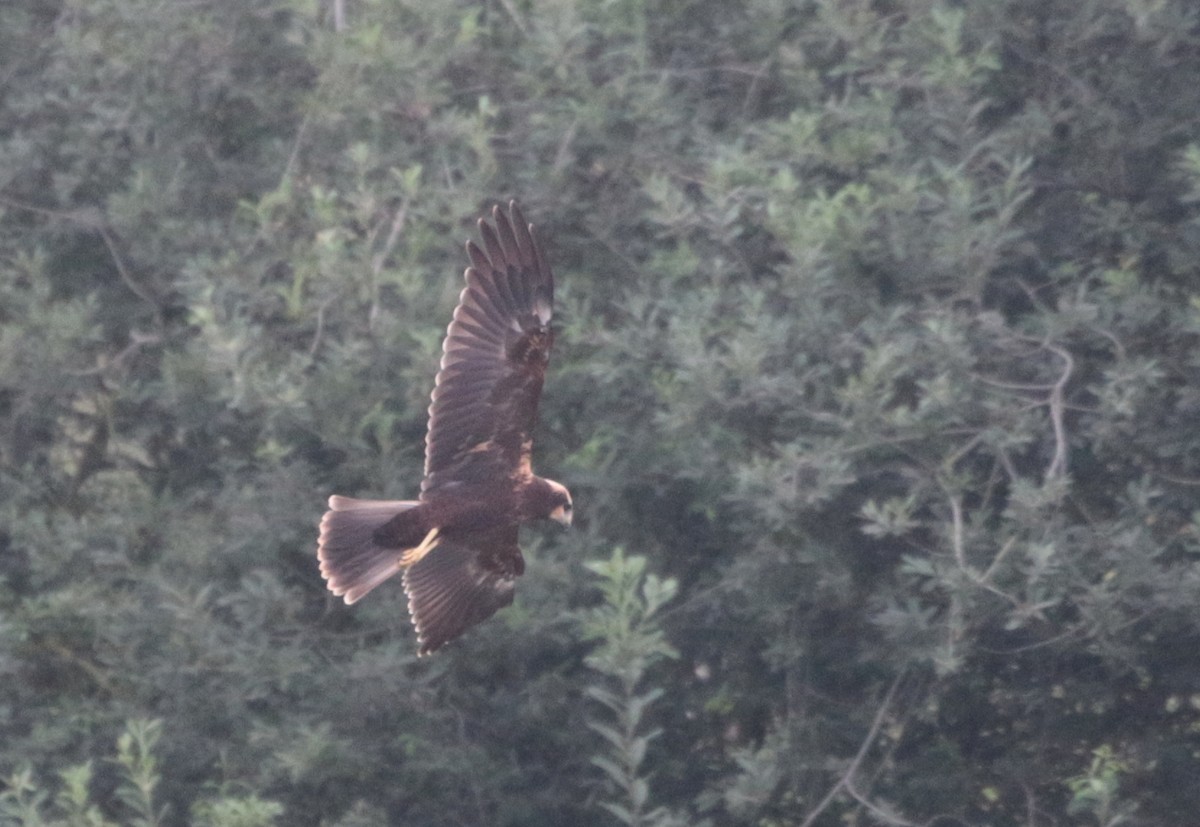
[
  {"left": 374, "top": 477, "right": 568, "bottom": 542},
  {"left": 317, "top": 202, "right": 571, "bottom": 655}
]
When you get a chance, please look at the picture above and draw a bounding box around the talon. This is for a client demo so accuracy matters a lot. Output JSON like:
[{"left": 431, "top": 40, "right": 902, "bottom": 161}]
[{"left": 399, "top": 527, "right": 441, "bottom": 568}]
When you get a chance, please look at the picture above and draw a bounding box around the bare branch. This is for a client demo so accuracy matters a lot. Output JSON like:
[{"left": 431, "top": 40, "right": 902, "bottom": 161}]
[
  {"left": 1044, "top": 343, "right": 1074, "bottom": 482},
  {"left": 369, "top": 201, "right": 408, "bottom": 332},
  {"left": 100, "top": 224, "right": 160, "bottom": 314},
  {"left": 309, "top": 297, "right": 333, "bottom": 358},
  {"left": 0, "top": 194, "right": 162, "bottom": 321},
  {"left": 495, "top": 0, "right": 530, "bottom": 36},
  {"left": 948, "top": 492, "right": 967, "bottom": 569},
  {"left": 66, "top": 330, "right": 162, "bottom": 377},
  {"left": 843, "top": 777, "right": 919, "bottom": 826},
  {"left": 943, "top": 487, "right": 1022, "bottom": 608},
  {"left": 798, "top": 670, "right": 906, "bottom": 827}
]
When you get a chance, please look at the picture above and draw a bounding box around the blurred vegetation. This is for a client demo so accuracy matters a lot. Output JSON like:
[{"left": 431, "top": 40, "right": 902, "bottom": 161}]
[{"left": 2, "top": 0, "right": 1200, "bottom": 824}]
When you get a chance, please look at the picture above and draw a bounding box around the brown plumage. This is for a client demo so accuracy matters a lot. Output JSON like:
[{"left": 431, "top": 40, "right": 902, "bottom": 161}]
[{"left": 317, "top": 202, "right": 572, "bottom": 655}]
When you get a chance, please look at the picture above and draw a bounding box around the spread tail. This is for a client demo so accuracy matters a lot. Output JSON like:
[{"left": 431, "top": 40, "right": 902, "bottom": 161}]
[{"left": 317, "top": 495, "right": 429, "bottom": 604}]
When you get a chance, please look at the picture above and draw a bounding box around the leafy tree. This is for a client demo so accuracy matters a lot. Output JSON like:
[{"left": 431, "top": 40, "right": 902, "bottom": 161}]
[
  {"left": 581, "top": 550, "right": 682, "bottom": 827},
  {"left": 0, "top": 719, "right": 283, "bottom": 827},
  {"left": 3, "top": 0, "right": 1200, "bottom": 825}
]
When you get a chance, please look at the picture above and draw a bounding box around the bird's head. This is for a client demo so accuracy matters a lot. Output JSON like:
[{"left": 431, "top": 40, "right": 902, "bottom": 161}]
[{"left": 546, "top": 479, "right": 573, "bottom": 527}]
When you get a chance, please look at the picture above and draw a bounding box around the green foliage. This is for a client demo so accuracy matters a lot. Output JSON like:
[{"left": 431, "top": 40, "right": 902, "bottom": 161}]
[
  {"left": 581, "top": 550, "right": 682, "bottom": 827},
  {"left": 4, "top": 0, "right": 1200, "bottom": 824},
  {"left": 1066, "top": 745, "right": 1136, "bottom": 827},
  {"left": 0, "top": 720, "right": 282, "bottom": 827},
  {"left": 190, "top": 796, "right": 283, "bottom": 827},
  {"left": 112, "top": 720, "right": 163, "bottom": 827}
]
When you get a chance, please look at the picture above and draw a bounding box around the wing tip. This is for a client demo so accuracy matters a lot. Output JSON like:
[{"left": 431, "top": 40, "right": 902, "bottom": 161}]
[
  {"left": 508, "top": 199, "right": 529, "bottom": 234},
  {"left": 464, "top": 200, "right": 547, "bottom": 281}
]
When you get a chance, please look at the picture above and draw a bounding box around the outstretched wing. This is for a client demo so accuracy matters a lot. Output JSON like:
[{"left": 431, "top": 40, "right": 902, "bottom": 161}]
[
  {"left": 402, "top": 525, "right": 525, "bottom": 655},
  {"left": 422, "top": 201, "right": 555, "bottom": 497}
]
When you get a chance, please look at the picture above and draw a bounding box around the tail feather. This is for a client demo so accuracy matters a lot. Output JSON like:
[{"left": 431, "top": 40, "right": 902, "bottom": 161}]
[{"left": 317, "top": 496, "right": 421, "bottom": 604}]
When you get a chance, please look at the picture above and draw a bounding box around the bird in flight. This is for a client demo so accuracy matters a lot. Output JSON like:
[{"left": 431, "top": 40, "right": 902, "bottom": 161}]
[{"left": 317, "top": 201, "right": 572, "bottom": 655}]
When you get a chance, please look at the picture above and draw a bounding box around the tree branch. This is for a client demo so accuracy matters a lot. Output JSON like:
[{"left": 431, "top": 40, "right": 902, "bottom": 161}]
[
  {"left": 0, "top": 193, "right": 162, "bottom": 321},
  {"left": 1044, "top": 342, "right": 1074, "bottom": 482},
  {"left": 798, "top": 670, "right": 906, "bottom": 827}
]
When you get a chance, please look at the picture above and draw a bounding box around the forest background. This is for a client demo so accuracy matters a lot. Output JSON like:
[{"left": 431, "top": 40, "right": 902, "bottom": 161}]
[{"left": 2, "top": 0, "right": 1200, "bottom": 825}]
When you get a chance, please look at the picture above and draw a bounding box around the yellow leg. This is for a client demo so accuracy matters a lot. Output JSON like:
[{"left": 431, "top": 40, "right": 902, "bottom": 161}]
[{"left": 398, "top": 527, "right": 440, "bottom": 568}]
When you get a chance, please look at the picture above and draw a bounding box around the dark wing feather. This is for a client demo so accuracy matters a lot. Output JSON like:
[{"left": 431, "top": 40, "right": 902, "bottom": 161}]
[
  {"left": 422, "top": 201, "right": 554, "bottom": 496},
  {"left": 402, "top": 525, "right": 525, "bottom": 655}
]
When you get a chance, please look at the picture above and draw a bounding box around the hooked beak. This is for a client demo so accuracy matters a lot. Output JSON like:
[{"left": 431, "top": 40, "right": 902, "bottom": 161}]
[{"left": 550, "top": 503, "right": 573, "bottom": 527}]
